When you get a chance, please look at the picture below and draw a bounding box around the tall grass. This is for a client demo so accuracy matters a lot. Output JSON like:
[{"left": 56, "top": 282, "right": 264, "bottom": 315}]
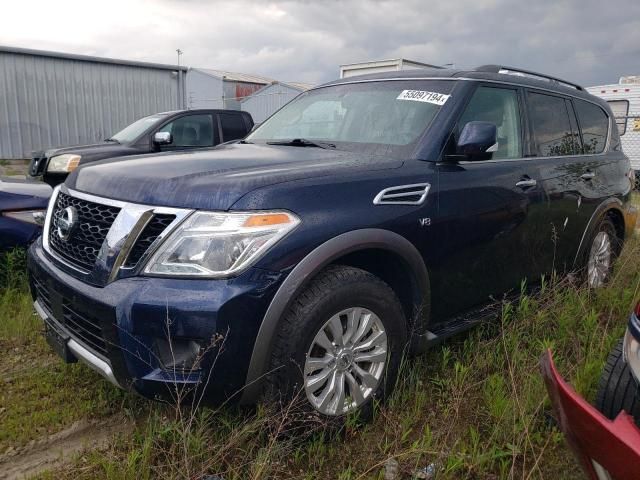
[
  {"left": 35, "top": 233, "right": 640, "bottom": 480},
  {"left": 0, "top": 248, "right": 39, "bottom": 344}
]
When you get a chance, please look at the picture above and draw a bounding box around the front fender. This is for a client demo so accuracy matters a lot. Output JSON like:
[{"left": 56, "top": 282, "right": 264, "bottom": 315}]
[{"left": 239, "top": 228, "right": 430, "bottom": 404}]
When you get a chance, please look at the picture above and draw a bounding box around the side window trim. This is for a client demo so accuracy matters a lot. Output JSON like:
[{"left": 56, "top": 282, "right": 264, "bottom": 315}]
[{"left": 565, "top": 98, "right": 583, "bottom": 155}]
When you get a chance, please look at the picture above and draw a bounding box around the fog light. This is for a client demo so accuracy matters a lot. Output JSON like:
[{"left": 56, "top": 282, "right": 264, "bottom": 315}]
[{"left": 155, "top": 338, "right": 202, "bottom": 372}]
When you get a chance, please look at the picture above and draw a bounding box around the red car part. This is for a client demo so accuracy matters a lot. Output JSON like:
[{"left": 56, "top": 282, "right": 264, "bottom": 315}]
[{"left": 541, "top": 349, "right": 640, "bottom": 480}]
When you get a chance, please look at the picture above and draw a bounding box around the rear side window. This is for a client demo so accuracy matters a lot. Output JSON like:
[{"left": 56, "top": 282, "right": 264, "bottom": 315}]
[
  {"left": 574, "top": 100, "right": 609, "bottom": 154},
  {"left": 606, "top": 100, "right": 628, "bottom": 135},
  {"left": 527, "top": 92, "right": 575, "bottom": 157},
  {"left": 219, "top": 113, "right": 248, "bottom": 142},
  {"left": 456, "top": 86, "right": 522, "bottom": 159}
]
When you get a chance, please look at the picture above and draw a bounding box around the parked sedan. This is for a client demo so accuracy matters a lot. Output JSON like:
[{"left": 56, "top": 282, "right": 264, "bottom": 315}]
[
  {"left": 29, "top": 109, "right": 254, "bottom": 186},
  {"left": 0, "top": 178, "right": 51, "bottom": 250},
  {"left": 542, "top": 301, "right": 640, "bottom": 480}
]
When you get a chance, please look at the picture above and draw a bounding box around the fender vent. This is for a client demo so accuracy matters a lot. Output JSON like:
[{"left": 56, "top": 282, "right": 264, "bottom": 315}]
[{"left": 373, "top": 183, "right": 430, "bottom": 205}]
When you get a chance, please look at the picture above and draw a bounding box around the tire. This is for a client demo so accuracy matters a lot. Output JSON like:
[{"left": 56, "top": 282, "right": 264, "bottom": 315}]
[
  {"left": 595, "top": 340, "right": 640, "bottom": 424},
  {"left": 264, "top": 265, "right": 407, "bottom": 425},
  {"left": 583, "top": 217, "right": 620, "bottom": 288}
]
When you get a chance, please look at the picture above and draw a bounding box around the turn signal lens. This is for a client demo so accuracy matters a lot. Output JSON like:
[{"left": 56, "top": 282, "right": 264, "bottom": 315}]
[{"left": 243, "top": 213, "right": 292, "bottom": 228}]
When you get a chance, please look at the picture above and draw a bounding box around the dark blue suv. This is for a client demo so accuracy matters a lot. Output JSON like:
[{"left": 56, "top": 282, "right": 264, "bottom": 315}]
[{"left": 28, "top": 65, "right": 638, "bottom": 419}]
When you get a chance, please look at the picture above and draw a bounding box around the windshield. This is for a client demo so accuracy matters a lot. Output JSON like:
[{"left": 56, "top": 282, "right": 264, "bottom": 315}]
[
  {"left": 247, "top": 80, "right": 454, "bottom": 156},
  {"left": 110, "top": 114, "right": 168, "bottom": 143}
]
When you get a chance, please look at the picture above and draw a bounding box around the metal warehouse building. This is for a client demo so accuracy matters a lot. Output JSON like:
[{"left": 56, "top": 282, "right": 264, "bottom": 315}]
[
  {"left": 186, "top": 68, "right": 274, "bottom": 111},
  {"left": 241, "top": 81, "right": 312, "bottom": 124},
  {"left": 0, "top": 46, "right": 187, "bottom": 159},
  {"left": 339, "top": 58, "right": 443, "bottom": 78}
]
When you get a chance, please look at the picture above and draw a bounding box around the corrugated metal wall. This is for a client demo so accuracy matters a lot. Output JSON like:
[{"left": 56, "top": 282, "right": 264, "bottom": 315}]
[
  {"left": 241, "top": 83, "right": 303, "bottom": 123},
  {"left": 222, "top": 81, "right": 265, "bottom": 110},
  {"left": 0, "top": 47, "right": 186, "bottom": 159},
  {"left": 186, "top": 69, "right": 224, "bottom": 109}
]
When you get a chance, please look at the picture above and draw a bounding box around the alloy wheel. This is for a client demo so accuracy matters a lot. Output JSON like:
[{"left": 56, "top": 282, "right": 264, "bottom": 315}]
[
  {"left": 587, "top": 230, "right": 612, "bottom": 288},
  {"left": 304, "top": 307, "right": 388, "bottom": 416}
]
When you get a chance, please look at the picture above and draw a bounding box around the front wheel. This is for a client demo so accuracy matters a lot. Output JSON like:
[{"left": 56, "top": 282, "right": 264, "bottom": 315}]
[{"left": 265, "top": 265, "right": 407, "bottom": 421}]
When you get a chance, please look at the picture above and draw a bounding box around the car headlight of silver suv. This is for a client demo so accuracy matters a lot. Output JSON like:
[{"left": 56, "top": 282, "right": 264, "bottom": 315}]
[{"left": 143, "top": 211, "right": 300, "bottom": 277}]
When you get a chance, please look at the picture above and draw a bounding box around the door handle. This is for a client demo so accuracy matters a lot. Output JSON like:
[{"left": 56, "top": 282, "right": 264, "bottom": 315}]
[
  {"left": 581, "top": 171, "right": 596, "bottom": 181},
  {"left": 516, "top": 178, "right": 537, "bottom": 188}
]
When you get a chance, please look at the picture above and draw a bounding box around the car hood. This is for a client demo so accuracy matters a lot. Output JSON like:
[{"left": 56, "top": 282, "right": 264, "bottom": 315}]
[
  {"left": 0, "top": 177, "right": 52, "bottom": 211},
  {"left": 66, "top": 143, "right": 404, "bottom": 210},
  {"left": 33, "top": 142, "right": 133, "bottom": 159}
]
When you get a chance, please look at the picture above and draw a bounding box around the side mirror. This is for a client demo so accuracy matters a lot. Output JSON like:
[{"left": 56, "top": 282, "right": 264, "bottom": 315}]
[
  {"left": 153, "top": 131, "right": 172, "bottom": 146},
  {"left": 455, "top": 121, "right": 498, "bottom": 160}
]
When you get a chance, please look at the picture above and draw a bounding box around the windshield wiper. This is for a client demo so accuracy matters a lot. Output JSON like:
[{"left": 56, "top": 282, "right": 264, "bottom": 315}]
[
  {"left": 104, "top": 138, "right": 120, "bottom": 143},
  {"left": 266, "top": 138, "right": 336, "bottom": 149}
]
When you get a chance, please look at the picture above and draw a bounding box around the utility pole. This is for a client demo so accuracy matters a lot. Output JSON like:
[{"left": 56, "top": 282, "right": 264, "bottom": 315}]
[{"left": 176, "top": 49, "right": 183, "bottom": 66}]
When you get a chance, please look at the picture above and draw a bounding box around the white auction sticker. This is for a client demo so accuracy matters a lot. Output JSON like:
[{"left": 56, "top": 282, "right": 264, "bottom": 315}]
[{"left": 396, "top": 90, "right": 450, "bottom": 106}]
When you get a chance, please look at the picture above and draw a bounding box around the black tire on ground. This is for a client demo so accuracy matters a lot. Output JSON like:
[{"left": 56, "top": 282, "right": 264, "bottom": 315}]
[
  {"left": 264, "top": 265, "right": 407, "bottom": 424},
  {"left": 582, "top": 216, "right": 621, "bottom": 288},
  {"left": 595, "top": 339, "right": 640, "bottom": 424}
]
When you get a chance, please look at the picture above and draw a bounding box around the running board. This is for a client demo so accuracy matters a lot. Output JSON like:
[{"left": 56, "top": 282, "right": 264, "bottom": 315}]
[{"left": 409, "top": 301, "right": 504, "bottom": 353}]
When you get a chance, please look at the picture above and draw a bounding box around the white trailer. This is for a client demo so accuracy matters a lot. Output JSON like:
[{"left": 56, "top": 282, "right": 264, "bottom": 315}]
[{"left": 587, "top": 76, "right": 640, "bottom": 185}]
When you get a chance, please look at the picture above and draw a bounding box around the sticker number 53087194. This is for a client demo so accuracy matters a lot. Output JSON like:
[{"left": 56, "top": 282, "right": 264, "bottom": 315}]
[{"left": 396, "top": 90, "right": 450, "bottom": 106}]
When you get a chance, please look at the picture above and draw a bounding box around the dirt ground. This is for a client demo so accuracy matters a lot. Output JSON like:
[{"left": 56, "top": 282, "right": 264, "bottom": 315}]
[{"left": 0, "top": 415, "right": 133, "bottom": 480}]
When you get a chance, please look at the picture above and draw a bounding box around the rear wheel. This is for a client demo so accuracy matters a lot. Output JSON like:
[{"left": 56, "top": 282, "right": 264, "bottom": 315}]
[
  {"left": 585, "top": 217, "right": 619, "bottom": 288},
  {"left": 265, "top": 265, "right": 407, "bottom": 422},
  {"left": 595, "top": 340, "right": 640, "bottom": 423}
]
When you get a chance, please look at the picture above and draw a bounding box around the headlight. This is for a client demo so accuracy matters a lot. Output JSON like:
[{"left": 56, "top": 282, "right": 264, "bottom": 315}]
[
  {"left": 143, "top": 210, "right": 300, "bottom": 277},
  {"left": 3, "top": 210, "right": 46, "bottom": 225},
  {"left": 47, "top": 154, "right": 81, "bottom": 173}
]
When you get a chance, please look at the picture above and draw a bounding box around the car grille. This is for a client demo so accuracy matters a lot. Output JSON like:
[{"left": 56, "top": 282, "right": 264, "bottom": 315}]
[
  {"left": 33, "top": 275, "right": 109, "bottom": 357},
  {"left": 49, "top": 192, "right": 121, "bottom": 271},
  {"left": 124, "top": 214, "right": 176, "bottom": 268},
  {"left": 32, "top": 275, "right": 52, "bottom": 314},
  {"left": 62, "top": 301, "right": 108, "bottom": 356}
]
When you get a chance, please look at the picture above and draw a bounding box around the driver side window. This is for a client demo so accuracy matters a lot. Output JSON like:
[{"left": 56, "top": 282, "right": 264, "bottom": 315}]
[
  {"left": 156, "top": 114, "right": 215, "bottom": 147},
  {"left": 457, "top": 86, "right": 522, "bottom": 159}
]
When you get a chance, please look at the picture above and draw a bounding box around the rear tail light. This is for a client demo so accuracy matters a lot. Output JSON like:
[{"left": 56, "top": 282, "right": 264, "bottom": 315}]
[{"left": 634, "top": 301, "right": 640, "bottom": 319}]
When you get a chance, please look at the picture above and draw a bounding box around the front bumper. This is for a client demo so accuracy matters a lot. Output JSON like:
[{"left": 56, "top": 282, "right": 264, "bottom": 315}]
[
  {"left": 34, "top": 300, "right": 122, "bottom": 387},
  {"left": 28, "top": 238, "right": 285, "bottom": 403}
]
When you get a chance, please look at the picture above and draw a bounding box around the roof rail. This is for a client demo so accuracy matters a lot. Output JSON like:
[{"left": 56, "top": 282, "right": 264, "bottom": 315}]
[{"left": 474, "top": 65, "right": 583, "bottom": 91}]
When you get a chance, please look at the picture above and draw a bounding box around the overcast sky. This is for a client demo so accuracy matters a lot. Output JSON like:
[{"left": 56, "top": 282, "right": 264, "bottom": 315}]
[{"left": 1, "top": 0, "right": 639, "bottom": 87}]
